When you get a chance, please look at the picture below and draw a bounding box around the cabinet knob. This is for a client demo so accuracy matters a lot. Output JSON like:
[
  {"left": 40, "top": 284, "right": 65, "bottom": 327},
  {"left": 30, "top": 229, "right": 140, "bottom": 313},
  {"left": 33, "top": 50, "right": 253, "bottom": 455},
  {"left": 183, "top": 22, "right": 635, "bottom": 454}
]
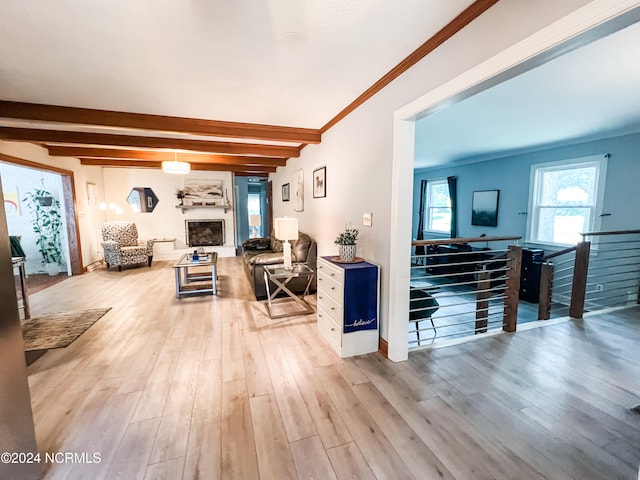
[
  {"left": 330, "top": 273, "right": 335, "bottom": 277},
  {"left": 331, "top": 286, "right": 335, "bottom": 290},
  {"left": 319, "top": 314, "right": 323, "bottom": 318},
  {"left": 330, "top": 327, "right": 335, "bottom": 331},
  {"left": 319, "top": 296, "right": 323, "bottom": 300},
  {"left": 330, "top": 306, "right": 335, "bottom": 310}
]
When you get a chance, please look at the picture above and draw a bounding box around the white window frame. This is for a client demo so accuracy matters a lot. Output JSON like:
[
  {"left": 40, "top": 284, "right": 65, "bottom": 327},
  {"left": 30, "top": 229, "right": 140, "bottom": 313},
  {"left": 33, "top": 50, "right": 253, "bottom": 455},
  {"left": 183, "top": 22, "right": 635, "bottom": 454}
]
[
  {"left": 424, "top": 178, "right": 451, "bottom": 234},
  {"left": 526, "top": 155, "right": 607, "bottom": 247}
]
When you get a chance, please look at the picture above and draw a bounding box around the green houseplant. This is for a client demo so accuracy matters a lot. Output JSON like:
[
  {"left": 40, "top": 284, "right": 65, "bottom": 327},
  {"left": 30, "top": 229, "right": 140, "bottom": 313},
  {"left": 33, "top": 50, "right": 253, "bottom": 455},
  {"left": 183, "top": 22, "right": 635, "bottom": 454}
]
[
  {"left": 23, "top": 188, "right": 64, "bottom": 275},
  {"left": 334, "top": 223, "right": 359, "bottom": 262}
]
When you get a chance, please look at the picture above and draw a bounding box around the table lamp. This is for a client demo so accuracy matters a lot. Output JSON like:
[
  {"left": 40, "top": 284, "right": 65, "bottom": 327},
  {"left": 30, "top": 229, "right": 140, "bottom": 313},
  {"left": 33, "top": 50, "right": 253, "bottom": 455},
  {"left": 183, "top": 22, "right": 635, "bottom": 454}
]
[
  {"left": 274, "top": 217, "right": 298, "bottom": 270},
  {"left": 249, "top": 214, "right": 262, "bottom": 238}
]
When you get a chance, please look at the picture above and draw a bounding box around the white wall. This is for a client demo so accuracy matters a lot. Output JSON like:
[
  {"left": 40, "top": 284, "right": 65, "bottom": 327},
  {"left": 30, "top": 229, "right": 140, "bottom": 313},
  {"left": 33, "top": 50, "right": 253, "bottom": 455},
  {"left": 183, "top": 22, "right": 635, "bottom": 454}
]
[
  {"left": 0, "top": 140, "right": 106, "bottom": 268},
  {"left": 102, "top": 168, "right": 236, "bottom": 259},
  {"left": 270, "top": 0, "right": 593, "bottom": 343}
]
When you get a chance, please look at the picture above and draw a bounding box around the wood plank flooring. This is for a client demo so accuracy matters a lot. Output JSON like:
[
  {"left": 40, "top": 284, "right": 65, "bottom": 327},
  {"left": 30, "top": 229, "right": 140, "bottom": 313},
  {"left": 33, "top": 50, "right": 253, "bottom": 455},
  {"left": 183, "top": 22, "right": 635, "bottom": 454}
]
[{"left": 26, "top": 257, "right": 640, "bottom": 479}]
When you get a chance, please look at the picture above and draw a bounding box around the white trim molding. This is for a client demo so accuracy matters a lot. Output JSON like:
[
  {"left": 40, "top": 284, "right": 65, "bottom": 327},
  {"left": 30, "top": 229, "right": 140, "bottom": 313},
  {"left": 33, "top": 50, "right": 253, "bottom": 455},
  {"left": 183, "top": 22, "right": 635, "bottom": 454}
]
[{"left": 388, "top": 0, "right": 640, "bottom": 362}]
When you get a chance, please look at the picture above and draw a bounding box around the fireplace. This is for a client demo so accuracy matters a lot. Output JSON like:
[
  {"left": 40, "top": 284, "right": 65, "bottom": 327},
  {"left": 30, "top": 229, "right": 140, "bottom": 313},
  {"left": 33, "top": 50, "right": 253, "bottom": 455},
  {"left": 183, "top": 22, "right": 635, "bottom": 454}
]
[{"left": 185, "top": 219, "right": 225, "bottom": 247}]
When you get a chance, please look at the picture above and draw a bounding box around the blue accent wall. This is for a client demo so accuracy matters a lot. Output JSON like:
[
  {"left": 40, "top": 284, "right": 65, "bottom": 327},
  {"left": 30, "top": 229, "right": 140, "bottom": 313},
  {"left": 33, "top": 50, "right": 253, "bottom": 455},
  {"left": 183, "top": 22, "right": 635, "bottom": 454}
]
[{"left": 413, "top": 133, "right": 640, "bottom": 242}]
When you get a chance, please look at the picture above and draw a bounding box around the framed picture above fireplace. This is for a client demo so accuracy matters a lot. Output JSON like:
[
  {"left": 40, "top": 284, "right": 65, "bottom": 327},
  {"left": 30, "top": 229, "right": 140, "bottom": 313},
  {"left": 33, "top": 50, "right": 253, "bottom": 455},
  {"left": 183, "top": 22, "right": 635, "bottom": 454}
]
[{"left": 183, "top": 179, "right": 224, "bottom": 206}]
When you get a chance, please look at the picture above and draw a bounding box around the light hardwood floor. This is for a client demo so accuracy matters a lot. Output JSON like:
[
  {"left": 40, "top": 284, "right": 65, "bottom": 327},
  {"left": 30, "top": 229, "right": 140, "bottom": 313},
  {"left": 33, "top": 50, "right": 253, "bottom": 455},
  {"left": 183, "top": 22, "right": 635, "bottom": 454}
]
[{"left": 26, "top": 257, "right": 640, "bottom": 479}]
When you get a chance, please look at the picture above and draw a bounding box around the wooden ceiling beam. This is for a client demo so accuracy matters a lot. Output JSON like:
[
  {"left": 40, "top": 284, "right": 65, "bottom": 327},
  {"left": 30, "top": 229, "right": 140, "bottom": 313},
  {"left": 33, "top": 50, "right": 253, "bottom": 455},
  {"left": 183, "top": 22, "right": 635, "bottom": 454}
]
[
  {"left": 45, "top": 145, "right": 287, "bottom": 166},
  {"left": 0, "top": 127, "right": 300, "bottom": 157},
  {"left": 234, "top": 172, "right": 269, "bottom": 178},
  {"left": 0, "top": 100, "right": 321, "bottom": 144},
  {"left": 78, "top": 158, "right": 276, "bottom": 173}
]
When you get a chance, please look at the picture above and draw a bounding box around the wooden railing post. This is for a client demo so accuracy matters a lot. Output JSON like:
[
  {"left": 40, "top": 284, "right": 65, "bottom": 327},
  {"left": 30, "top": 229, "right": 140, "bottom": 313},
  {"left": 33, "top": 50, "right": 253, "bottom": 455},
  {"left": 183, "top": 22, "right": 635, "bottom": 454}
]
[
  {"left": 475, "top": 268, "right": 490, "bottom": 334},
  {"left": 569, "top": 241, "right": 591, "bottom": 319},
  {"left": 503, "top": 245, "right": 522, "bottom": 332},
  {"left": 538, "top": 262, "right": 553, "bottom": 320}
]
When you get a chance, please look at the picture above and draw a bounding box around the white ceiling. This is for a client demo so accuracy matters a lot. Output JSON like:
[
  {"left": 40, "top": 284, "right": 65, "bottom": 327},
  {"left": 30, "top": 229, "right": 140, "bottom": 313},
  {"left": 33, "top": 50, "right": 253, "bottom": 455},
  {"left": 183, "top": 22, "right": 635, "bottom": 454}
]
[
  {"left": 414, "top": 19, "right": 640, "bottom": 169},
  {"left": 0, "top": 0, "right": 474, "bottom": 129}
]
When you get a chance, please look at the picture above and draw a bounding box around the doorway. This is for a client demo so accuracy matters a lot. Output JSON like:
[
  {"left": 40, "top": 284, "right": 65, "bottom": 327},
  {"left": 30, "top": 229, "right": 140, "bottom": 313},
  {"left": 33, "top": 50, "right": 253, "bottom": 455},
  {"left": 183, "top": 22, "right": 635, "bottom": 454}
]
[
  {"left": 1, "top": 153, "right": 83, "bottom": 277},
  {"left": 234, "top": 176, "right": 271, "bottom": 247},
  {"left": 387, "top": 4, "right": 640, "bottom": 362}
]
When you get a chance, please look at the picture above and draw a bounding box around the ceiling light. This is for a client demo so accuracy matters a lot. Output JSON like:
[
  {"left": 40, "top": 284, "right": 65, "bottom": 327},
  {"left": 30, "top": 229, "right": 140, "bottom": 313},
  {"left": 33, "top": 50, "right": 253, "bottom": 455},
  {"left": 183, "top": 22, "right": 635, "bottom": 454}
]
[{"left": 162, "top": 152, "right": 191, "bottom": 174}]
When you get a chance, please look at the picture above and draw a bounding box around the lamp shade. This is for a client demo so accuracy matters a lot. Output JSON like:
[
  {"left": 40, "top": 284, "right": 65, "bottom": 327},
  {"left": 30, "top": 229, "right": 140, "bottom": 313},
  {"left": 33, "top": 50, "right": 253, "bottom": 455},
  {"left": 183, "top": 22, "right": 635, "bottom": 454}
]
[
  {"left": 162, "top": 160, "right": 191, "bottom": 174},
  {"left": 249, "top": 214, "right": 262, "bottom": 227},
  {"left": 274, "top": 217, "right": 298, "bottom": 241}
]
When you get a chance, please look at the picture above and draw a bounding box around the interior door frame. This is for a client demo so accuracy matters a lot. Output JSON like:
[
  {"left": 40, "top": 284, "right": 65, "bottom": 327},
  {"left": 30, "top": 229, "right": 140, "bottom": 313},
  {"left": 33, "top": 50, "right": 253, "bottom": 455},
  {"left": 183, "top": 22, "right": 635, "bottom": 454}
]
[
  {"left": 0, "top": 152, "right": 84, "bottom": 275},
  {"left": 387, "top": 2, "right": 640, "bottom": 361}
]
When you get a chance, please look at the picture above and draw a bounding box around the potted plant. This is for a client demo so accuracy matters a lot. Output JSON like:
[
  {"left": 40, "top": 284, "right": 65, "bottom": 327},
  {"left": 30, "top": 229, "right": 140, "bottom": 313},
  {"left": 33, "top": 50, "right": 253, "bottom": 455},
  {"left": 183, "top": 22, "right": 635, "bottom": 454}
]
[
  {"left": 334, "top": 223, "right": 359, "bottom": 262},
  {"left": 23, "top": 188, "right": 64, "bottom": 276},
  {"left": 175, "top": 188, "right": 185, "bottom": 206}
]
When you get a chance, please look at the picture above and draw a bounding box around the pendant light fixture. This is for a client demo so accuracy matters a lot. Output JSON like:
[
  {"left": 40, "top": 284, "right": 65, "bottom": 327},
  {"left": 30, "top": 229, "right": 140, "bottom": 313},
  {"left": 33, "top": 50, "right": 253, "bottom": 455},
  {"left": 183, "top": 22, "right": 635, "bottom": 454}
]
[{"left": 162, "top": 152, "right": 191, "bottom": 174}]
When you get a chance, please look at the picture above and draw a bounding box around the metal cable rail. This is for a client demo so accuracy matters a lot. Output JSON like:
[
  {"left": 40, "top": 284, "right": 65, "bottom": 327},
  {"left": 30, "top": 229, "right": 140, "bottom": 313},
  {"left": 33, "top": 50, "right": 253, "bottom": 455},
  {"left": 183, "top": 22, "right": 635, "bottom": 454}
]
[
  {"left": 410, "top": 322, "right": 507, "bottom": 342},
  {"left": 589, "top": 255, "right": 640, "bottom": 264},
  {"left": 584, "top": 239, "right": 640, "bottom": 246},
  {"left": 587, "top": 268, "right": 640, "bottom": 279},
  {"left": 410, "top": 315, "right": 506, "bottom": 335},
  {"left": 549, "top": 257, "right": 576, "bottom": 267},
  {"left": 424, "top": 304, "right": 506, "bottom": 322},
  {"left": 554, "top": 273, "right": 574, "bottom": 282},
  {"left": 410, "top": 266, "right": 511, "bottom": 281},
  {"left": 409, "top": 282, "right": 507, "bottom": 298},
  {"left": 584, "top": 292, "right": 635, "bottom": 304},
  {"left": 409, "top": 295, "right": 508, "bottom": 315},
  {"left": 412, "top": 248, "right": 509, "bottom": 259},
  {"left": 409, "top": 239, "right": 521, "bottom": 349},
  {"left": 586, "top": 280, "right": 638, "bottom": 291}
]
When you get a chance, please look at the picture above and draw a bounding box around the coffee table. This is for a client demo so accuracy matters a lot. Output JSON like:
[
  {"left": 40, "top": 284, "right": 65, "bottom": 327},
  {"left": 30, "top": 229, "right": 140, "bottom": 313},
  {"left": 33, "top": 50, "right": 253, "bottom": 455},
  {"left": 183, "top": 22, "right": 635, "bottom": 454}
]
[
  {"left": 263, "top": 263, "right": 315, "bottom": 319},
  {"left": 173, "top": 252, "right": 218, "bottom": 298}
]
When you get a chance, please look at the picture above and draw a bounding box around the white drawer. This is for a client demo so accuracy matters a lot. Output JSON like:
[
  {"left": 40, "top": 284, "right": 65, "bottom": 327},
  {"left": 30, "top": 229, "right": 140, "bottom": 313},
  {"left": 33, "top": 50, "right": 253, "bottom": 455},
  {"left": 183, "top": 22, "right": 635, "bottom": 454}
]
[
  {"left": 317, "top": 270, "right": 343, "bottom": 304},
  {"left": 317, "top": 290, "right": 343, "bottom": 324},
  {"left": 317, "top": 258, "right": 345, "bottom": 284},
  {"left": 318, "top": 306, "right": 341, "bottom": 351}
]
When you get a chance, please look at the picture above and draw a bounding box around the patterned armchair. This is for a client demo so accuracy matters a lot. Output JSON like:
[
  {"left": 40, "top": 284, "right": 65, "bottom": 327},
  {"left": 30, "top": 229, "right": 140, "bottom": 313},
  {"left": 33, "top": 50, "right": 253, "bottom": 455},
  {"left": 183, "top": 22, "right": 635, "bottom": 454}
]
[{"left": 101, "top": 221, "right": 154, "bottom": 271}]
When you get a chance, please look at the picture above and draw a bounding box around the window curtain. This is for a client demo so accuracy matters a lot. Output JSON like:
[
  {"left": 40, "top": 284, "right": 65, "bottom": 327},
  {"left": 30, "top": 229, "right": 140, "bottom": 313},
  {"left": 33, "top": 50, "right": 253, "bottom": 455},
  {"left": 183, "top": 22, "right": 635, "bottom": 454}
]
[
  {"left": 414, "top": 180, "right": 428, "bottom": 258},
  {"left": 447, "top": 176, "right": 458, "bottom": 238}
]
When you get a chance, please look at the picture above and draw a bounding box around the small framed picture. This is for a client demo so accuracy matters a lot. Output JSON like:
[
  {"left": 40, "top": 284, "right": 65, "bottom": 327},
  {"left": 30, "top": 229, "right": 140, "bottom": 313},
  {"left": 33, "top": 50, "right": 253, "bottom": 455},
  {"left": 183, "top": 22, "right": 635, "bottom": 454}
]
[
  {"left": 282, "top": 183, "right": 290, "bottom": 202},
  {"left": 86, "top": 182, "right": 97, "bottom": 206},
  {"left": 313, "top": 166, "right": 326, "bottom": 198},
  {"left": 472, "top": 190, "right": 500, "bottom": 227},
  {"left": 293, "top": 169, "right": 304, "bottom": 211}
]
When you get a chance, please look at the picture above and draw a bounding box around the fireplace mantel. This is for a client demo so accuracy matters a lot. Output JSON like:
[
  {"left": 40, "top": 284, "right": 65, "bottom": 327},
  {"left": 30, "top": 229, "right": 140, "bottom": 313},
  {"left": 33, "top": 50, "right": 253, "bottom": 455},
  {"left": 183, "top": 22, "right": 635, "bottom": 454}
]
[{"left": 175, "top": 204, "right": 232, "bottom": 214}]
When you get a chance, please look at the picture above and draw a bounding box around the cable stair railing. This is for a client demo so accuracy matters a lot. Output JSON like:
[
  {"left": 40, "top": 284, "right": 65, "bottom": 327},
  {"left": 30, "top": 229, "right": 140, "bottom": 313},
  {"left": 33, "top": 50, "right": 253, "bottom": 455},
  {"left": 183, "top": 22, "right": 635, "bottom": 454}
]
[
  {"left": 538, "top": 229, "right": 640, "bottom": 320},
  {"left": 410, "top": 236, "right": 522, "bottom": 348}
]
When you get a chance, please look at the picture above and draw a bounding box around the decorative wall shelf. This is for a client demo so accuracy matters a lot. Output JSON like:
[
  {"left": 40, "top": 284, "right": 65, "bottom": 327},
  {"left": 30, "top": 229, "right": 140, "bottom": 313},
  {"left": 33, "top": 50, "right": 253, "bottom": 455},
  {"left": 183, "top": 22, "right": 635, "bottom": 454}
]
[{"left": 175, "top": 204, "right": 232, "bottom": 213}]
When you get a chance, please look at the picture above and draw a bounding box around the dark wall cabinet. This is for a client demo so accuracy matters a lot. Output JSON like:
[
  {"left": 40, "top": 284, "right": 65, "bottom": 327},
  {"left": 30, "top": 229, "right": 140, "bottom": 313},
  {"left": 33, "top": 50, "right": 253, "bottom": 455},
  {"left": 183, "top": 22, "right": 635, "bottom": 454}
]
[{"left": 520, "top": 248, "right": 544, "bottom": 303}]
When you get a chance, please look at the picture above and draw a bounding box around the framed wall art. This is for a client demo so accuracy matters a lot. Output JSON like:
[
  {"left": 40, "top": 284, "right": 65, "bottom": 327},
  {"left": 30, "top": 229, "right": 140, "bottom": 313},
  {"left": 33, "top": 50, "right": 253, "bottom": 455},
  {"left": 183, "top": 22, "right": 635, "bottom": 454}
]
[
  {"left": 293, "top": 169, "right": 304, "bottom": 212},
  {"left": 183, "top": 179, "right": 223, "bottom": 206},
  {"left": 86, "top": 182, "right": 97, "bottom": 207},
  {"left": 313, "top": 166, "right": 326, "bottom": 198},
  {"left": 471, "top": 190, "right": 500, "bottom": 227},
  {"left": 282, "top": 183, "right": 290, "bottom": 202}
]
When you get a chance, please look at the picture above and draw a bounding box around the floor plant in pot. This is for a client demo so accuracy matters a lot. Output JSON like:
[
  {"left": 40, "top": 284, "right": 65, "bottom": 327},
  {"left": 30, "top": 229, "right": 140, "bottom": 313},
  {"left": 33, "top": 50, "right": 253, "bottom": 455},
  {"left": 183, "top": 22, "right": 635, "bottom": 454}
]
[
  {"left": 23, "top": 188, "right": 64, "bottom": 275},
  {"left": 335, "top": 223, "right": 359, "bottom": 262}
]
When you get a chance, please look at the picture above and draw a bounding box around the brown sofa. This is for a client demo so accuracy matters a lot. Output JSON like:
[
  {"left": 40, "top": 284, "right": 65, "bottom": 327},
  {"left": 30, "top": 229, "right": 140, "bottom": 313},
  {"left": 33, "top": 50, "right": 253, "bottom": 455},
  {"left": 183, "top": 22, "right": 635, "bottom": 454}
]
[{"left": 242, "top": 232, "right": 317, "bottom": 300}]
